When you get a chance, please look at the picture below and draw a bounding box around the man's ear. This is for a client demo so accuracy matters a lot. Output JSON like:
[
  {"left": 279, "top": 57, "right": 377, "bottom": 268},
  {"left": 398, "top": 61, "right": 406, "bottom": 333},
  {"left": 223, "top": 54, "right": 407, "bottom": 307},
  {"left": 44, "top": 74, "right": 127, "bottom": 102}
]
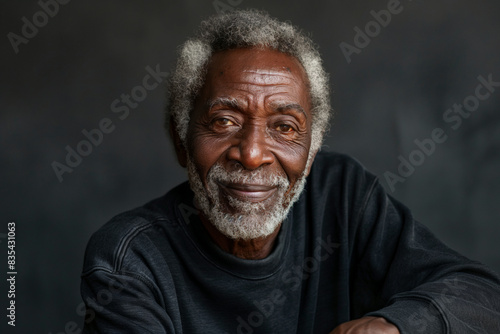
[{"left": 170, "top": 117, "right": 187, "bottom": 168}]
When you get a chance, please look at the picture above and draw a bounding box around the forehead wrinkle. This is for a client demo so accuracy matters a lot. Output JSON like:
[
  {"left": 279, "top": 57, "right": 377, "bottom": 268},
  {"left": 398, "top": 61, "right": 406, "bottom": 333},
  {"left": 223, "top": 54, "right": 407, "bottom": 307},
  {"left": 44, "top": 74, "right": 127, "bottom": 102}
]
[
  {"left": 243, "top": 68, "right": 295, "bottom": 76},
  {"left": 241, "top": 69, "right": 296, "bottom": 85}
]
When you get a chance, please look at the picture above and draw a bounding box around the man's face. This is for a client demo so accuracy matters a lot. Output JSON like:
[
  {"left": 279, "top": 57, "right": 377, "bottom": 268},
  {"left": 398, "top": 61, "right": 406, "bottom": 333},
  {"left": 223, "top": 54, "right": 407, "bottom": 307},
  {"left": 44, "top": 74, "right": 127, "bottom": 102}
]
[{"left": 183, "top": 47, "right": 313, "bottom": 240}]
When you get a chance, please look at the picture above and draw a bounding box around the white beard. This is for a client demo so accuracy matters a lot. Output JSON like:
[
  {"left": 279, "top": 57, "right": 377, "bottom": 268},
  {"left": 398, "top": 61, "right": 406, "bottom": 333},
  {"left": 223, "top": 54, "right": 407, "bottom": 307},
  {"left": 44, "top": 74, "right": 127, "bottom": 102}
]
[{"left": 186, "top": 157, "right": 307, "bottom": 240}]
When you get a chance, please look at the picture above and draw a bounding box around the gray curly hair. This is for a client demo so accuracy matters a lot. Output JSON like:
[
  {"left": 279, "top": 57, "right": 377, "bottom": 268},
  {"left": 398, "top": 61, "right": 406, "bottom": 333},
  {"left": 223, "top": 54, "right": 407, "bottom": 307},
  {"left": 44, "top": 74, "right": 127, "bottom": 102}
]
[{"left": 166, "top": 9, "right": 331, "bottom": 154}]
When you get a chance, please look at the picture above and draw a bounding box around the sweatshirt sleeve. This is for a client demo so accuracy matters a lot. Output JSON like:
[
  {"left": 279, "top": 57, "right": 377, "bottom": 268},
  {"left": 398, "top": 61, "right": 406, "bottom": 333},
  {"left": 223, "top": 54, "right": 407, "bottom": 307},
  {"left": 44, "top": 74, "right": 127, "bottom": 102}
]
[
  {"left": 81, "top": 268, "right": 175, "bottom": 333},
  {"left": 351, "top": 178, "right": 500, "bottom": 333}
]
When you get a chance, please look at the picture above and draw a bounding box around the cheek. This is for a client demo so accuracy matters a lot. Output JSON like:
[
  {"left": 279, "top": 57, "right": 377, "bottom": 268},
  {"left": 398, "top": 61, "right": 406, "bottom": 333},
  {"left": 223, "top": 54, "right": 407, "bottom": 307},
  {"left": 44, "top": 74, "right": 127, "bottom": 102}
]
[
  {"left": 271, "top": 136, "right": 311, "bottom": 185},
  {"left": 277, "top": 146, "right": 310, "bottom": 183},
  {"left": 188, "top": 134, "right": 231, "bottom": 180}
]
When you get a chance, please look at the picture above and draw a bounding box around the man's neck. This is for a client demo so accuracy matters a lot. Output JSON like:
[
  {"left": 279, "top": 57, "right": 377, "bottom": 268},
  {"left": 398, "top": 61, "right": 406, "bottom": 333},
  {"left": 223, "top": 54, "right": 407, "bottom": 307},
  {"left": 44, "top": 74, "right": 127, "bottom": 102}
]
[{"left": 199, "top": 214, "right": 281, "bottom": 260}]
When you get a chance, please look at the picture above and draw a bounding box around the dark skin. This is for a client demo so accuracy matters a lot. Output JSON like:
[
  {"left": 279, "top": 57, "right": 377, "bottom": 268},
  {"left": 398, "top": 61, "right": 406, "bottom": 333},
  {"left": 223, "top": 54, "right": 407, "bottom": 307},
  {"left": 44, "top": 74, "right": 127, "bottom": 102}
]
[
  {"left": 174, "top": 47, "right": 313, "bottom": 259},
  {"left": 173, "top": 47, "right": 399, "bottom": 334}
]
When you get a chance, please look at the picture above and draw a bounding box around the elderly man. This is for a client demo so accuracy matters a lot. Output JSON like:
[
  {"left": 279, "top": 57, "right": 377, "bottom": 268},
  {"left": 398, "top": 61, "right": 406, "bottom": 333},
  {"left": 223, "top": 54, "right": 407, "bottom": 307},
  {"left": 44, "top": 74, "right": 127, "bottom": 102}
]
[{"left": 81, "top": 10, "right": 500, "bottom": 334}]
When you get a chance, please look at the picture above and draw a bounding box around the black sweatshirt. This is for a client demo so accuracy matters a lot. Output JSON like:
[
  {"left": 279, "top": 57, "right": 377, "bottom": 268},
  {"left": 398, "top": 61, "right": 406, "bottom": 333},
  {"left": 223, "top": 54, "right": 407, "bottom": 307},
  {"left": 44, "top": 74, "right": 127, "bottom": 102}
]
[{"left": 81, "top": 152, "right": 500, "bottom": 333}]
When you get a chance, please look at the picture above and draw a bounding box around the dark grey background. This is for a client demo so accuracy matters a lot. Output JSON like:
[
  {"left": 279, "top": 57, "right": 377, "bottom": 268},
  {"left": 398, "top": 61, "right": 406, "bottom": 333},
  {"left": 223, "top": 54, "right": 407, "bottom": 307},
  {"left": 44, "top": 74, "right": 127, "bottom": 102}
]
[{"left": 1, "top": 0, "right": 499, "bottom": 332}]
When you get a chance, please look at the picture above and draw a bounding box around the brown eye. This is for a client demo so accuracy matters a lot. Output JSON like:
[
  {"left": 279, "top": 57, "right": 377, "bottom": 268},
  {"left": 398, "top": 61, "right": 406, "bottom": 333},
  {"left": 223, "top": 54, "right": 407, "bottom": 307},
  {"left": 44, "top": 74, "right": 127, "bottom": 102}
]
[
  {"left": 214, "top": 118, "right": 235, "bottom": 126},
  {"left": 276, "top": 124, "right": 294, "bottom": 133}
]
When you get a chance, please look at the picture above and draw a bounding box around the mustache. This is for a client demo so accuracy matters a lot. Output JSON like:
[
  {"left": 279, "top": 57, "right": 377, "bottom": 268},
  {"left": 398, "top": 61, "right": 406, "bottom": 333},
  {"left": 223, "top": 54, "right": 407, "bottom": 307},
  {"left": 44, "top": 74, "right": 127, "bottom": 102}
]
[{"left": 207, "top": 163, "right": 290, "bottom": 189}]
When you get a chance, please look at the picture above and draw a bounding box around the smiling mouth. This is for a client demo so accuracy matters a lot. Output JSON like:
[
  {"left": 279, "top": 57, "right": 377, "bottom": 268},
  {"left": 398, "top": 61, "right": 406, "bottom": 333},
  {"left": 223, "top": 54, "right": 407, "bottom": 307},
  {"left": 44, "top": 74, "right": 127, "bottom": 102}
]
[{"left": 218, "top": 182, "right": 278, "bottom": 203}]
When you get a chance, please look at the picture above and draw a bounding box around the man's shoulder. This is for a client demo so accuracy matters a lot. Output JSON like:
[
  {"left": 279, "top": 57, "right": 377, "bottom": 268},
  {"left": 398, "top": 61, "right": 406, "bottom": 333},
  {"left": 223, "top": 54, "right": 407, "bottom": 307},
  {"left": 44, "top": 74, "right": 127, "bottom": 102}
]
[
  {"left": 309, "top": 151, "right": 378, "bottom": 189},
  {"left": 81, "top": 182, "right": 191, "bottom": 274},
  {"left": 312, "top": 150, "right": 365, "bottom": 168}
]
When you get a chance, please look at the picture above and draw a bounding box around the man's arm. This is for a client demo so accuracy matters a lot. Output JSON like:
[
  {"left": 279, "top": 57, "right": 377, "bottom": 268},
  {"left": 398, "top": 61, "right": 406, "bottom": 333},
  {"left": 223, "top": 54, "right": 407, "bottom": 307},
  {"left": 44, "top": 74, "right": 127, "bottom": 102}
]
[
  {"left": 344, "top": 178, "right": 500, "bottom": 333},
  {"left": 330, "top": 316, "right": 399, "bottom": 334},
  {"left": 81, "top": 269, "right": 174, "bottom": 333}
]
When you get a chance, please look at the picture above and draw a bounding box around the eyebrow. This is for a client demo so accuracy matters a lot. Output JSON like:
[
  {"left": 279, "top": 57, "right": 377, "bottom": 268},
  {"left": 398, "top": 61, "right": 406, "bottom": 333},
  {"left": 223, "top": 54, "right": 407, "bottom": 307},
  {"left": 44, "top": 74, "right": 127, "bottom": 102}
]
[
  {"left": 206, "top": 97, "right": 243, "bottom": 111},
  {"left": 206, "top": 98, "right": 307, "bottom": 119},
  {"left": 268, "top": 101, "right": 308, "bottom": 119}
]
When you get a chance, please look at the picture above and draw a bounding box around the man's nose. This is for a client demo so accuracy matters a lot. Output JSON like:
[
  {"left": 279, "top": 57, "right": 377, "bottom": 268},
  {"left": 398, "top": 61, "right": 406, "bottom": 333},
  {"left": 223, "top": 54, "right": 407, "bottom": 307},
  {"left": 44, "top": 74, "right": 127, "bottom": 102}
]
[{"left": 226, "top": 125, "right": 274, "bottom": 170}]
